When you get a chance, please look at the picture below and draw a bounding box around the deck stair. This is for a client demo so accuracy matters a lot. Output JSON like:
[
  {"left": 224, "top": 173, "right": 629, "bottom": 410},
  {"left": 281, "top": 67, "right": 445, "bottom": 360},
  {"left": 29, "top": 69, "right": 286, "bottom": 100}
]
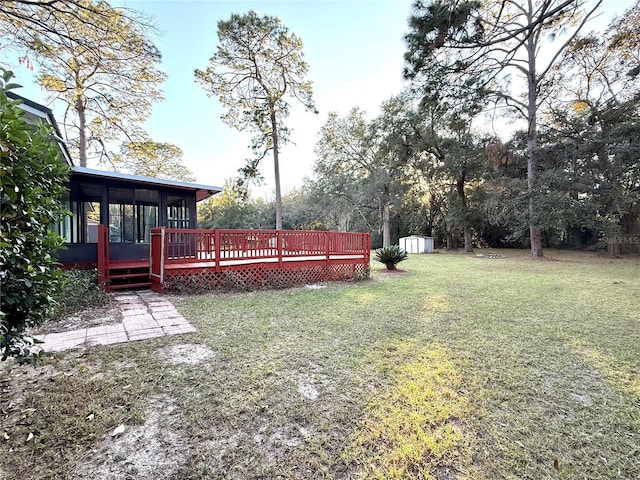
[
  {"left": 104, "top": 260, "right": 151, "bottom": 291},
  {"left": 97, "top": 225, "right": 151, "bottom": 291}
]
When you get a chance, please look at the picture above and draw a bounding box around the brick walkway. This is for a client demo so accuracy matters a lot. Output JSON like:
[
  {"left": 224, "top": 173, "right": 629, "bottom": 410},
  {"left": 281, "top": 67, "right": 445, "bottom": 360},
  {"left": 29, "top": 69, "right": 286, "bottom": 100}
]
[{"left": 35, "top": 291, "right": 196, "bottom": 353}]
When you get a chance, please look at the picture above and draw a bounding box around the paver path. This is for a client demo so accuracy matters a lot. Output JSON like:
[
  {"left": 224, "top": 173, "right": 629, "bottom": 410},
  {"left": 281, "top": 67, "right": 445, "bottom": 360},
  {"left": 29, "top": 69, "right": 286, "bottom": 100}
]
[{"left": 36, "top": 291, "right": 196, "bottom": 353}]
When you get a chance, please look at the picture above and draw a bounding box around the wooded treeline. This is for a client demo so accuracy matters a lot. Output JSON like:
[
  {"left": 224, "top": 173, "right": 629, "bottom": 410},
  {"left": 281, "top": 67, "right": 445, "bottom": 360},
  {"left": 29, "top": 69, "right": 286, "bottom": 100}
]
[{"left": 200, "top": 0, "right": 640, "bottom": 254}]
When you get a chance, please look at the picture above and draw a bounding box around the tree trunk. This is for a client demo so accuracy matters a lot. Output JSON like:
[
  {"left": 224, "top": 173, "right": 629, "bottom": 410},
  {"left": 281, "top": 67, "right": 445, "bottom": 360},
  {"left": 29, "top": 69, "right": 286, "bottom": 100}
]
[
  {"left": 464, "top": 226, "right": 473, "bottom": 253},
  {"left": 76, "top": 95, "right": 87, "bottom": 167},
  {"left": 607, "top": 241, "right": 620, "bottom": 256},
  {"left": 271, "top": 108, "right": 283, "bottom": 230},
  {"left": 526, "top": 35, "right": 543, "bottom": 258},
  {"left": 456, "top": 176, "right": 473, "bottom": 253},
  {"left": 446, "top": 225, "right": 456, "bottom": 250},
  {"left": 382, "top": 185, "right": 391, "bottom": 248}
]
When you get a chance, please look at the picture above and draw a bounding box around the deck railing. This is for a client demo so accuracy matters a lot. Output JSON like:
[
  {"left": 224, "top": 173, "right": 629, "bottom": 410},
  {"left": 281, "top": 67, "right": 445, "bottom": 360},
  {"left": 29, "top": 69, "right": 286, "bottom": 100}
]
[{"left": 151, "top": 227, "right": 370, "bottom": 268}]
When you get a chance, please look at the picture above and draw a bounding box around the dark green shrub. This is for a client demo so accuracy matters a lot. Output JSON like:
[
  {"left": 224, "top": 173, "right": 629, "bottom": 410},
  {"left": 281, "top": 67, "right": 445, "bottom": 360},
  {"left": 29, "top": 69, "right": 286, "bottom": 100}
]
[
  {"left": 374, "top": 246, "right": 409, "bottom": 270},
  {"left": 0, "top": 71, "right": 70, "bottom": 362},
  {"left": 51, "top": 269, "right": 111, "bottom": 319}
]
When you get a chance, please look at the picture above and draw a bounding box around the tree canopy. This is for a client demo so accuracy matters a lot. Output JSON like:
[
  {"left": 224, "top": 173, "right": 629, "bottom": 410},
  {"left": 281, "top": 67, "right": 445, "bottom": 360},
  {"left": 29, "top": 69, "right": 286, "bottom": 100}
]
[
  {"left": 4, "top": 0, "right": 165, "bottom": 166},
  {"left": 1, "top": 0, "right": 124, "bottom": 52},
  {"left": 113, "top": 141, "right": 196, "bottom": 182},
  {"left": 195, "top": 10, "right": 316, "bottom": 230}
]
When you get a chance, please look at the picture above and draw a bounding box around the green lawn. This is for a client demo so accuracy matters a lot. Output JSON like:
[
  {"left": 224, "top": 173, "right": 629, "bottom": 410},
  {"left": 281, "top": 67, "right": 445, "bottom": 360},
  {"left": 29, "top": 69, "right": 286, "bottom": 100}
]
[{"left": 1, "top": 250, "right": 639, "bottom": 479}]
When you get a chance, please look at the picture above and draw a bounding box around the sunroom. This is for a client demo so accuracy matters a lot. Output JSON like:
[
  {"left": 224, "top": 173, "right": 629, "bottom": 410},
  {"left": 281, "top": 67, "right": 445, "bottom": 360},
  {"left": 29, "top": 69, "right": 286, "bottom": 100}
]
[{"left": 57, "top": 167, "right": 221, "bottom": 267}]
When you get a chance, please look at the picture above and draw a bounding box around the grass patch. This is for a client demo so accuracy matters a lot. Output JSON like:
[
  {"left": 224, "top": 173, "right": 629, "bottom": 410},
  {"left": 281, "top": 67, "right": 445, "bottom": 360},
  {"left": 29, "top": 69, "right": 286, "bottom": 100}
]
[
  {"left": 1, "top": 249, "right": 639, "bottom": 479},
  {"left": 345, "top": 342, "right": 476, "bottom": 479}
]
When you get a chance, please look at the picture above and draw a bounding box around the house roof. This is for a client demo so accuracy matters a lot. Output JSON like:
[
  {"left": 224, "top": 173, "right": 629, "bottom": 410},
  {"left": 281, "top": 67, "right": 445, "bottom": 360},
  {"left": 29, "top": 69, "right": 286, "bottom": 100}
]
[
  {"left": 72, "top": 166, "right": 222, "bottom": 202},
  {"left": 7, "top": 91, "right": 74, "bottom": 166}
]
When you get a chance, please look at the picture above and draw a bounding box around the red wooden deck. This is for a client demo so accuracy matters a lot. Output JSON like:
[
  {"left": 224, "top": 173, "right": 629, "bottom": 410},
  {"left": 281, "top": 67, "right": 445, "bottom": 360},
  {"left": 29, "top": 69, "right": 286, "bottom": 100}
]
[{"left": 97, "top": 226, "right": 370, "bottom": 292}]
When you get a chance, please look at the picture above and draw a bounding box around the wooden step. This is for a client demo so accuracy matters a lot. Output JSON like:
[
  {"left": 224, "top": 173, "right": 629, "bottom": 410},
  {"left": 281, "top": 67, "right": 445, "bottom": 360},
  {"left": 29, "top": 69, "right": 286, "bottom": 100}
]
[
  {"left": 108, "top": 266, "right": 150, "bottom": 272},
  {"left": 107, "top": 281, "right": 152, "bottom": 291},
  {"left": 107, "top": 261, "right": 150, "bottom": 270},
  {"left": 104, "top": 258, "right": 151, "bottom": 291},
  {"left": 107, "top": 272, "right": 150, "bottom": 280}
]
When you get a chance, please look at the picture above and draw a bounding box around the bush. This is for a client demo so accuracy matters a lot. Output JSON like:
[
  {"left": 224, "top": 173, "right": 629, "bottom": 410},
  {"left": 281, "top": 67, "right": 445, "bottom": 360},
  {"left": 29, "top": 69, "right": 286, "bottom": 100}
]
[
  {"left": 51, "top": 269, "right": 111, "bottom": 319},
  {"left": 374, "top": 246, "right": 409, "bottom": 270},
  {"left": 0, "top": 71, "right": 70, "bottom": 362}
]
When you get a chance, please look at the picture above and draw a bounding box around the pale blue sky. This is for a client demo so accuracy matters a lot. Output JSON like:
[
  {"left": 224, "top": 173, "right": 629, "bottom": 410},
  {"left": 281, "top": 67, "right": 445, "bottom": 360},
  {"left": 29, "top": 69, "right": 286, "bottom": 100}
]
[{"left": 4, "top": 0, "right": 634, "bottom": 197}]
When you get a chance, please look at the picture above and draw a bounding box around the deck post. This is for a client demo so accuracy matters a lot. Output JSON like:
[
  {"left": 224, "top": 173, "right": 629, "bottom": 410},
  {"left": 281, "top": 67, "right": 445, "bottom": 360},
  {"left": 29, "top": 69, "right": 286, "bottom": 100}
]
[
  {"left": 214, "top": 229, "right": 221, "bottom": 272},
  {"left": 325, "top": 231, "right": 330, "bottom": 265},
  {"left": 364, "top": 233, "right": 371, "bottom": 263},
  {"left": 150, "top": 227, "right": 165, "bottom": 292},
  {"left": 97, "top": 224, "right": 109, "bottom": 287}
]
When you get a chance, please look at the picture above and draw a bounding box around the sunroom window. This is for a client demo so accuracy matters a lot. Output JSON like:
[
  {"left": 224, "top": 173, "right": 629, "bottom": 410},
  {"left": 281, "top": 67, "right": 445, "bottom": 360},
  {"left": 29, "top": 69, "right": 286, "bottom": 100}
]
[
  {"left": 108, "top": 188, "right": 158, "bottom": 243},
  {"left": 167, "top": 195, "right": 190, "bottom": 229},
  {"left": 57, "top": 182, "right": 102, "bottom": 243}
]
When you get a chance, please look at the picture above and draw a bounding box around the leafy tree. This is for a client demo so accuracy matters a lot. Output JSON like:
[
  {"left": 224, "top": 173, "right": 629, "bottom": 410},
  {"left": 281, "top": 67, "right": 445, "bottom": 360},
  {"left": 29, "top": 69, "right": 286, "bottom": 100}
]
[
  {"left": 407, "top": 89, "right": 488, "bottom": 252},
  {"left": 483, "top": 127, "right": 599, "bottom": 249},
  {"left": 199, "top": 183, "right": 326, "bottom": 231},
  {"left": 301, "top": 177, "right": 369, "bottom": 233},
  {"left": 404, "top": 0, "right": 602, "bottom": 257},
  {"left": 198, "top": 180, "right": 270, "bottom": 229},
  {"left": 5, "top": 0, "right": 165, "bottom": 166},
  {"left": 281, "top": 187, "right": 327, "bottom": 230},
  {"left": 113, "top": 141, "right": 196, "bottom": 182},
  {"left": 195, "top": 10, "right": 317, "bottom": 230},
  {"left": 545, "top": 2, "right": 640, "bottom": 252},
  {"left": 0, "top": 72, "right": 70, "bottom": 361},
  {"left": 437, "top": 136, "right": 486, "bottom": 252},
  {"left": 314, "top": 109, "right": 385, "bottom": 243},
  {"left": 314, "top": 109, "right": 378, "bottom": 235},
  {"left": 607, "top": 0, "right": 640, "bottom": 79},
  {"left": 314, "top": 98, "right": 417, "bottom": 247},
  {"left": 398, "top": 176, "right": 448, "bottom": 241},
  {"left": 482, "top": 136, "right": 531, "bottom": 246},
  {"left": 374, "top": 96, "right": 422, "bottom": 247}
]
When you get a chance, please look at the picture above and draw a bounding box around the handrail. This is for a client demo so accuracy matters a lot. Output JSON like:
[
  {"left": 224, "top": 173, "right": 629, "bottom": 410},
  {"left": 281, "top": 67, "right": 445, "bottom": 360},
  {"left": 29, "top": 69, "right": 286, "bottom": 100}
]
[{"left": 150, "top": 228, "right": 370, "bottom": 267}]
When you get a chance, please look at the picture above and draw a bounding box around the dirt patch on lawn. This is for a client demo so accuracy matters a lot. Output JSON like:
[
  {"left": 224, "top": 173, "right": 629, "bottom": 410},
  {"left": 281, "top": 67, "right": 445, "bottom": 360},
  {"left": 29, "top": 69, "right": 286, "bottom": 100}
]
[
  {"left": 372, "top": 268, "right": 408, "bottom": 282},
  {"left": 74, "top": 395, "right": 189, "bottom": 480},
  {"left": 295, "top": 369, "right": 332, "bottom": 401},
  {"left": 0, "top": 351, "right": 97, "bottom": 423},
  {"left": 253, "top": 424, "right": 311, "bottom": 460},
  {"left": 34, "top": 300, "right": 122, "bottom": 335},
  {"left": 155, "top": 343, "right": 216, "bottom": 366}
]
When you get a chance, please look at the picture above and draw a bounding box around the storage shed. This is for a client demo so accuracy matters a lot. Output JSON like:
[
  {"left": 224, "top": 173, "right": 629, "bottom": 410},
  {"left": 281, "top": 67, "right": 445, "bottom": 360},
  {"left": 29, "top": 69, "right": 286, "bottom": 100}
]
[{"left": 399, "top": 236, "right": 434, "bottom": 254}]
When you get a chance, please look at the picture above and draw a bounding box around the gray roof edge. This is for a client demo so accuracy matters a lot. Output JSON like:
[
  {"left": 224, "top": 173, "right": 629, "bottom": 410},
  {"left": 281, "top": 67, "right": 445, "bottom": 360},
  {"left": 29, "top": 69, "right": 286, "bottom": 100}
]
[
  {"left": 71, "top": 166, "right": 223, "bottom": 195},
  {"left": 7, "top": 91, "right": 75, "bottom": 166},
  {"left": 7, "top": 91, "right": 63, "bottom": 139}
]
